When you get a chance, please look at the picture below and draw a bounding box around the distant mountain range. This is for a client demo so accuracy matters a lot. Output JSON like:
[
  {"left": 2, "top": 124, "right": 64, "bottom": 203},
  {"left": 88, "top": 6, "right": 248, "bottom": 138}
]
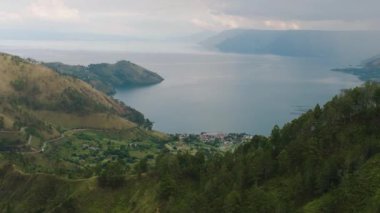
[{"left": 202, "top": 29, "right": 380, "bottom": 58}]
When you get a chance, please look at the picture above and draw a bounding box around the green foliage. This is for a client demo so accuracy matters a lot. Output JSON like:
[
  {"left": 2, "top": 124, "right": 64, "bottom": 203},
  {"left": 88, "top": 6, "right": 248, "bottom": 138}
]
[
  {"left": 143, "top": 119, "right": 154, "bottom": 130},
  {"left": 158, "top": 175, "right": 176, "bottom": 200},
  {"left": 10, "top": 78, "right": 27, "bottom": 91},
  {"left": 134, "top": 157, "right": 148, "bottom": 176}
]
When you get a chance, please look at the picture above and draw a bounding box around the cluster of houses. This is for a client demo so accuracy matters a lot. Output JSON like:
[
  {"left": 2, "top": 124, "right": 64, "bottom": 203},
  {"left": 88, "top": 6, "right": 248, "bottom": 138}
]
[
  {"left": 82, "top": 144, "right": 100, "bottom": 151},
  {"left": 200, "top": 132, "right": 226, "bottom": 143},
  {"left": 176, "top": 132, "right": 254, "bottom": 145}
]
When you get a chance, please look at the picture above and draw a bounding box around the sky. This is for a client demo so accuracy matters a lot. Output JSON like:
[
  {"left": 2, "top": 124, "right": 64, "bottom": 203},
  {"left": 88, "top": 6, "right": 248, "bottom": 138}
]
[{"left": 0, "top": 0, "right": 379, "bottom": 40}]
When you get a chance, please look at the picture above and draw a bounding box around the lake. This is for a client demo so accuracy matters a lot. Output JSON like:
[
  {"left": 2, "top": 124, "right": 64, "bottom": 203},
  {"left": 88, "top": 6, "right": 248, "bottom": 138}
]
[
  {"left": 3, "top": 48, "right": 361, "bottom": 135},
  {"left": 115, "top": 53, "right": 361, "bottom": 135}
]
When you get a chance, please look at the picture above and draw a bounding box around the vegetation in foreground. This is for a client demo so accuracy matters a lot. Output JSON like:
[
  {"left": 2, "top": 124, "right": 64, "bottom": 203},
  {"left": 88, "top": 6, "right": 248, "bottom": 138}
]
[{"left": 2, "top": 81, "right": 380, "bottom": 212}]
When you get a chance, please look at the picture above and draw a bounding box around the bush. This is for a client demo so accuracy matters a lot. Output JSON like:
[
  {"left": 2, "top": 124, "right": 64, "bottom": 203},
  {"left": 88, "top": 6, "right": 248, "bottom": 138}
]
[
  {"left": 10, "top": 79, "right": 27, "bottom": 91},
  {"left": 97, "top": 161, "right": 126, "bottom": 188}
]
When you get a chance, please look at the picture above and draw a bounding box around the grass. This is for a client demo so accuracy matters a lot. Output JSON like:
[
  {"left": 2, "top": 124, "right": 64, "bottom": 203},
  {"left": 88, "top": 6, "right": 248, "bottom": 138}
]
[
  {"left": 34, "top": 111, "right": 136, "bottom": 130},
  {"left": 2, "top": 128, "right": 167, "bottom": 178},
  {"left": 0, "top": 164, "right": 159, "bottom": 212}
]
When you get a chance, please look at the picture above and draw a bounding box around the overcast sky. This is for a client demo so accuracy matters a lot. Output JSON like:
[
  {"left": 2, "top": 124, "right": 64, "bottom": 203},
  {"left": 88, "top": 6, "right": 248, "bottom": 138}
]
[{"left": 0, "top": 0, "right": 379, "bottom": 39}]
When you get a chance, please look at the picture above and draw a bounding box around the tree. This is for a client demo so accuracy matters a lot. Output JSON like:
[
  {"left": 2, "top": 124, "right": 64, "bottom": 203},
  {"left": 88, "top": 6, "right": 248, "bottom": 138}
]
[
  {"left": 97, "top": 161, "right": 126, "bottom": 188},
  {"left": 0, "top": 116, "right": 4, "bottom": 129},
  {"left": 158, "top": 175, "right": 176, "bottom": 200},
  {"left": 277, "top": 149, "right": 290, "bottom": 173},
  {"left": 270, "top": 125, "right": 282, "bottom": 153},
  {"left": 223, "top": 190, "right": 241, "bottom": 213},
  {"left": 314, "top": 104, "right": 322, "bottom": 119},
  {"left": 134, "top": 158, "right": 148, "bottom": 176},
  {"left": 143, "top": 119, "right": 153, "bottom": 130}
]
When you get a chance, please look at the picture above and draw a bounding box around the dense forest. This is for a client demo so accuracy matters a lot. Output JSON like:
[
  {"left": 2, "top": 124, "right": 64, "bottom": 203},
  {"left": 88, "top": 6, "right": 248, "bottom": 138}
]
[{"left": 150, "top": 82, "right": 380, "bottom": 212}]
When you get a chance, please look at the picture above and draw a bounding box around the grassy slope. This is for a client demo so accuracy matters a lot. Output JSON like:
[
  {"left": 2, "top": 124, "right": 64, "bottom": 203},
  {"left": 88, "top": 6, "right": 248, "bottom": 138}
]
[
  {"left": 0, "top": 53, "right": 167, "bottom": 212},
  {"left": 0, "top": 53, "right": 138, "bottom": 131},
  {"left": 0, "top": 165, "right": 158, "bottom": 213},
  {"left": 34, "top": 111, "right": 136, "bottom": 130},
  {"left": 0, "top": 54, "right": 120, "bottom": 110},
  {"left": 0, "top": 52, "right": 150, "bottom": 151}
]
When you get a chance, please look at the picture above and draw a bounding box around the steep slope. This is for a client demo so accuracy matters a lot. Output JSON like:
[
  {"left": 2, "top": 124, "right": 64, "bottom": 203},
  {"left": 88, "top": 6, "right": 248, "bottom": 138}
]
[
  {"left": 1, "top": 53, "right": 149, "bottom": 120},
  {"left": 44, "top": 60, "right": 164, "bottom": 95},
  {"left": 0, "top": 53, "right": 153, "bottom": 151}
]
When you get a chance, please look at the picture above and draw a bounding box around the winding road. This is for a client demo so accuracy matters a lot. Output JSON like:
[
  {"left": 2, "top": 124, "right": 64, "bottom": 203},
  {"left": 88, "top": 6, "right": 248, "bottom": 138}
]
[
  {"left": 13, "top": 128, "right": 104, "bottom": 154},
  {"left": 38, "top": 129, "right": 105, "bottom": 153}
]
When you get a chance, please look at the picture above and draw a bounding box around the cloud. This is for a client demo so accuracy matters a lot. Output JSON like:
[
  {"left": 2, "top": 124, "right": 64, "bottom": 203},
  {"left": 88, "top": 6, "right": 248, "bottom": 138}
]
[
  {"left": 0, "top": 11, "right": 22, "bottom": 22},
  {"left": 0, "top": 0, "right": 379, "bottom": 41},
  {"left": 191, "top": 14, "right": 243, "bottom": 30},
  {"left": 28, "top": 0, "right": 80, "bottom": 21},
  {"left": 219, "top": 0, "right": 380, "bottom": 22},
  {"left": 264, "top": 20, "right": 300, "bottom": 30}
]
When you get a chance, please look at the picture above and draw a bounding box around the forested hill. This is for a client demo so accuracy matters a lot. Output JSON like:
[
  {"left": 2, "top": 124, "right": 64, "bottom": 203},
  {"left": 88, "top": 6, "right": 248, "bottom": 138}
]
[
  {"left": 153, "top": 82, "right": 380, "bottom": 212},
  {"left": 44, "top": 60, "right": 164, "bottom": 95},
  {"left": 1, "top": 83, "right": 380, "bottom": 212}
]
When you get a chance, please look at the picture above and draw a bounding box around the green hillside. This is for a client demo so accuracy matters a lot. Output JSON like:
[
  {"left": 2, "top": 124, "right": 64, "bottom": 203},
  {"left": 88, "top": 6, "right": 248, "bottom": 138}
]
[
  {"left": 44, "top": 60, "right": 164, "bottom": 95},
  {"left": 0, "top": 52, "right": 168, "bottom": 177},
  {"left": 1, "top": 72, "right": 380, "bottom": 212},
  {"left": 0, "top": 52, "right": 154, "bottom": 131}
]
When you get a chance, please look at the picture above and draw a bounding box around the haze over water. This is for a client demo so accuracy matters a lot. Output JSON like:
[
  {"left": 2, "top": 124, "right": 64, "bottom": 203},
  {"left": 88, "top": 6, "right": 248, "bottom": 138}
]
[{"left": 4, "top": 47, "right": 361, "bottom": 135}]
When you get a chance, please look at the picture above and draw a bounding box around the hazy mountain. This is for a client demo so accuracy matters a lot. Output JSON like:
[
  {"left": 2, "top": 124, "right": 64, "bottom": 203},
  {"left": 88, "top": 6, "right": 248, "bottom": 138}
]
[{"left": 203, "top": 29, "right": 380, "bottom": 58}]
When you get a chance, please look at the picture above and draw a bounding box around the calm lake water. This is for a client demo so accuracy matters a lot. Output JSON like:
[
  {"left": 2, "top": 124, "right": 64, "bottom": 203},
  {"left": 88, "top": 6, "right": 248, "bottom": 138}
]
[{"left": 4, "top": 49, "right": 361, "bottom": 135}]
